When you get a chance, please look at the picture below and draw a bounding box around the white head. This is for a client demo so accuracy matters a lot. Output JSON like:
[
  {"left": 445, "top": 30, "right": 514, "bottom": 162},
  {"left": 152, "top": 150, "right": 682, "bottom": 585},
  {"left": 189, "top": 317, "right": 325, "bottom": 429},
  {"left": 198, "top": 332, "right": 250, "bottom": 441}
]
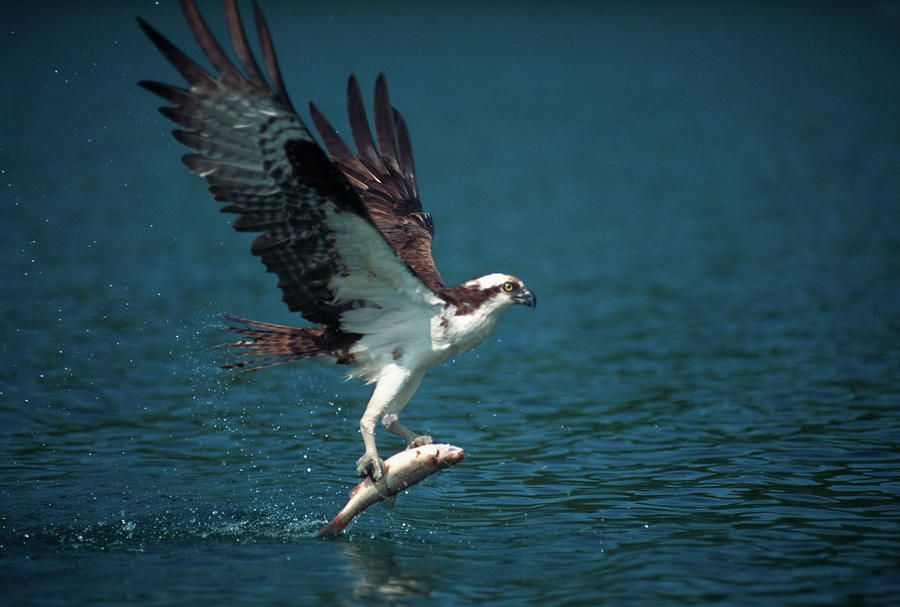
[
  {"left": 437, "top": 274, "right": 536, "bottom": 353},
  {"left": 463, "top": 273, "right": 537, "bottom": 310}
]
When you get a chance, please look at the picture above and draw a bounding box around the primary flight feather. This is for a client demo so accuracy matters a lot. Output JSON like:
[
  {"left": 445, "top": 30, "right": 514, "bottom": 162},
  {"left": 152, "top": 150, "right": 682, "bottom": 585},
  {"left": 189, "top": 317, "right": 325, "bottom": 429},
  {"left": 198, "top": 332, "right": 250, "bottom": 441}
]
[{"left": 139, "top": 0, "right": 535, "bottom": 479}]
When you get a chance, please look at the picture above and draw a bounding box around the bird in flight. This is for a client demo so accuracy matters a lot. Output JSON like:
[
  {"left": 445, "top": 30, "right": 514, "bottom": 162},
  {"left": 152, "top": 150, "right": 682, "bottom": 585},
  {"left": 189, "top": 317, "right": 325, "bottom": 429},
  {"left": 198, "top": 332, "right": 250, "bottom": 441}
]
[{"left": 139, "top": 0, "right": 535, "bottom": 479}]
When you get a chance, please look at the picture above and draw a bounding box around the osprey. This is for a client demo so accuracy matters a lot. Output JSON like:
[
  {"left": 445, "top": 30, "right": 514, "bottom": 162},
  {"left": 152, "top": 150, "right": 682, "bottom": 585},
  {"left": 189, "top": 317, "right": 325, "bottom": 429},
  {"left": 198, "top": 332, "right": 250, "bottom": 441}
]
[{"left": 139, "top": 0, "right": 535, "bottom": 479}]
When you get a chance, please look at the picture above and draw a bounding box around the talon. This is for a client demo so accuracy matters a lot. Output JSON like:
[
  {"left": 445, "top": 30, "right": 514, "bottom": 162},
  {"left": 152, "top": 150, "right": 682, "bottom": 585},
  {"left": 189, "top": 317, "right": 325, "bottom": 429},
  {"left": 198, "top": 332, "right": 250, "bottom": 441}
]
[
  {"left": 407, "top": 434, "right": 433, "bottom": 448},
  {"left": 356, "top": 453, "right": 385, "bottom": 480}
]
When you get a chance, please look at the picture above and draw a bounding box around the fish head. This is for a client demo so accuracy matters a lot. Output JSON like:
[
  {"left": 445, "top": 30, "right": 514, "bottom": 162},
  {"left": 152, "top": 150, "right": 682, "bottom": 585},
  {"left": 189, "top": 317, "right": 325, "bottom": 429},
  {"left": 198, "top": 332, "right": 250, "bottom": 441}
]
[{"left": 434, "top": 444, "right": 465, "bottom": 468}]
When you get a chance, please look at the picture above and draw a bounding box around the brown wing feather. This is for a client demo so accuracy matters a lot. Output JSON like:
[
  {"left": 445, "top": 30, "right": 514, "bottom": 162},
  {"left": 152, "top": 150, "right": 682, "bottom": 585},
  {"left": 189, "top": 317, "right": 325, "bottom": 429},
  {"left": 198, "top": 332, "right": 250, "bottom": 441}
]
[
  {"left": 139, "top": 0, "right": 444, "bottom": 326},
  {"left": 310, "top": 74, "right": 445, "bottom": 292}
]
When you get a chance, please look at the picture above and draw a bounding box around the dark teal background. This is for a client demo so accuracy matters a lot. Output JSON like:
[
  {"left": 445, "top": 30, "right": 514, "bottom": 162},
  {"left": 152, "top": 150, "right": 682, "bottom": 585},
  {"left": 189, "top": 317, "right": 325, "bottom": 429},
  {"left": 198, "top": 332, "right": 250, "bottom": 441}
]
[{"left": 2, "top": 1, "right": 899, "bottom": 605}]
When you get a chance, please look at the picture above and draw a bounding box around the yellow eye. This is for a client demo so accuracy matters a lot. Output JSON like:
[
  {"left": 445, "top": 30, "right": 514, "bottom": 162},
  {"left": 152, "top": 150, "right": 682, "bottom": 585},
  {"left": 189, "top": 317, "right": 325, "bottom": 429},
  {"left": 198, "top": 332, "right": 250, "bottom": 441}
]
[{"left": 503, "top": 281, "right": 517, "bottom": 292}]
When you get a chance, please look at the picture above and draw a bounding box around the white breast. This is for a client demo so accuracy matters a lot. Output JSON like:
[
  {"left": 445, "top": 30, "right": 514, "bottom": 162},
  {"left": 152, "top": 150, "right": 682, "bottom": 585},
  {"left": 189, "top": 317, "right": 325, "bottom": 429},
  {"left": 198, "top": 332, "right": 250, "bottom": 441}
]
[
  {"left": 430, "top": 297, "right": 511, "bottom": 361},
  {"left": 346, "top": 287, "right": 514, "bottom": 380}
]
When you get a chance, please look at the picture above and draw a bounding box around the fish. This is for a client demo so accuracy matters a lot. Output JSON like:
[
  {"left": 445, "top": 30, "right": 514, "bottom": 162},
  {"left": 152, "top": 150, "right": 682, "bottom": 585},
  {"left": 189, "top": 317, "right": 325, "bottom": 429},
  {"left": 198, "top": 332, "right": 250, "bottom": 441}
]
[{"left": 317, "top": 443, "right": 465, "bottom": 536}]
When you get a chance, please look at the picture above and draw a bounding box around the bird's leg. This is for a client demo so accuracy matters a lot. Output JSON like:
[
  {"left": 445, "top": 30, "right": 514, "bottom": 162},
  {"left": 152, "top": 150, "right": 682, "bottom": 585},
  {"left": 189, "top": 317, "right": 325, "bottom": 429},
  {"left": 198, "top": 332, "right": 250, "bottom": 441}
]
[
  {"left": 356, "top": 416, "right": 384, "bottom": 481},
  {"left": 357, "top": 406, "right": 386, "bottom": 480},
  {"left": 356, "top": 366, "right": 419, "bottom": 479},
  {"left": 381, "top": 369, "right": 431, "bottom": 449},
  {"left": 382, "top": 413, "right": 433, "bottom": 448}
]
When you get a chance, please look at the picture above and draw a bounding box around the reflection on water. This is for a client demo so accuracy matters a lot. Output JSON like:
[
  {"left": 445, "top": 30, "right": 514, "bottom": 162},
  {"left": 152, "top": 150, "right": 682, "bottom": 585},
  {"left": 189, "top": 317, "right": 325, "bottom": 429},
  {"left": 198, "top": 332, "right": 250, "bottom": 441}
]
[{"left": 338, "top": 540, "right": 434, "bottom": 605}]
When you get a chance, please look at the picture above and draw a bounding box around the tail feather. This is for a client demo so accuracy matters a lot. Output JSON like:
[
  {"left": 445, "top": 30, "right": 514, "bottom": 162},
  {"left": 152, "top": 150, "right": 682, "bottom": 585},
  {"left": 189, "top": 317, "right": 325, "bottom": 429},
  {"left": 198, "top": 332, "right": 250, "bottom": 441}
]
[{"left": 220, "top": 314, "right": 358, "bottom": 372}]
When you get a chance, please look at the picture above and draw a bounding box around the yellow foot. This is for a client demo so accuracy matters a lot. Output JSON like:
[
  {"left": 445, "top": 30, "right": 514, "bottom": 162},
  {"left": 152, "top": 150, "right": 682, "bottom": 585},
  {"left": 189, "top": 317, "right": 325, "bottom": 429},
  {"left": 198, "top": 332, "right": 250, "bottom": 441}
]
[
  {"left": 407, "top": 435, "right": 433, "bottom": 448},
  {"left": 356, "top": 452, "right": 385, "bottom": 480}
]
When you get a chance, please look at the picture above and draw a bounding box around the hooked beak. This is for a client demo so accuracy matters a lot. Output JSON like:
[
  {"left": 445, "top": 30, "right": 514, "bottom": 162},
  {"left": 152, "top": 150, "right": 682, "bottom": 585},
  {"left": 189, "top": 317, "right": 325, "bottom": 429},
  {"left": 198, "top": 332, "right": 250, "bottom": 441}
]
[{"left": 514, "top": 288, "right": 537, "bottom": 308}]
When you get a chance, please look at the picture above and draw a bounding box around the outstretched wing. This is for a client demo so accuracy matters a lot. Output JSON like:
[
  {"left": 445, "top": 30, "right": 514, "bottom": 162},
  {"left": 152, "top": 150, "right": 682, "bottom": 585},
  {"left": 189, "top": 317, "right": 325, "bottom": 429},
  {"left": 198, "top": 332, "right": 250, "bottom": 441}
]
[
  {"left": 139, "top": 0, "right": 443, "bottom": 327},
  {"left": 310, "top": 75, "right": 445, "bottom": 292}
]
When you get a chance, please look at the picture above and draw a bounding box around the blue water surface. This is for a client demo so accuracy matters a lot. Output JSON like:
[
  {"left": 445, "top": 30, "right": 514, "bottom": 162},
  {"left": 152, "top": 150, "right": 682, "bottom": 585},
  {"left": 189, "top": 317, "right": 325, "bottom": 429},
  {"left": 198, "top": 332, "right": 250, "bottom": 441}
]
[{"left": 2, "top": 1, "right": 899, "bottom": 605}]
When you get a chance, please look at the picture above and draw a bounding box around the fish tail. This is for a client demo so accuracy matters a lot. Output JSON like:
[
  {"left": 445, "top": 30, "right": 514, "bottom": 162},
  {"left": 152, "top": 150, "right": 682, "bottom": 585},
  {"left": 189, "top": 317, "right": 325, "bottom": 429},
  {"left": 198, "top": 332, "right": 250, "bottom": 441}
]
[{"left": 316, "top": 513, "right": 349, "bottom": 537}]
